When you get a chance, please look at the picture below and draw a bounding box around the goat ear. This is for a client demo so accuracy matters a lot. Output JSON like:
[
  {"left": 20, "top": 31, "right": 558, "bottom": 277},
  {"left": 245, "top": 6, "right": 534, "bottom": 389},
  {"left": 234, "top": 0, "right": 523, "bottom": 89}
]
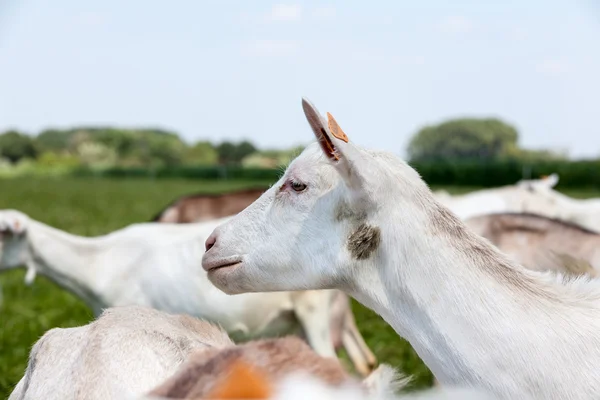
[
  {"left": 301, "top": 97, "right": 365, "bottom": 192},
  {"left": 205, "top": 360, "right": 273, "bottom": 399}
]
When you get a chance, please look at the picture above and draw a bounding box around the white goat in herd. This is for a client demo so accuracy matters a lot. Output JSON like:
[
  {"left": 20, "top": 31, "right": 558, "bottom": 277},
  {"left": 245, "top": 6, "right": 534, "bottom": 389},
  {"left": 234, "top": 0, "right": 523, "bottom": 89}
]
[
  {"left": 202, "top": 98, "right": 600, "bottom": 399},
  {"left": 515, "top": 174, "right": 600, "bottom": 232},
  {"left": 432, "top": 175, "right": 563, "bottom": 221},
  {"left": 436, "top": 173, "right": 600, "bottom": 233},
  {"left": 0, "top": 210, "right": 375, "bottom": 375}
]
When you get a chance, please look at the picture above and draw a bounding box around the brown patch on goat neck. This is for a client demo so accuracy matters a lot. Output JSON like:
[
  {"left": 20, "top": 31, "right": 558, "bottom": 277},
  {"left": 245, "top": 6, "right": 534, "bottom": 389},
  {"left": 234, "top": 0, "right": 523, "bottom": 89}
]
[
  {"left": 348, "top": 223, "right": 381, "bottom": 260},
  {"left": 335, "top": 200, "right": 380, "bottom": 260}
]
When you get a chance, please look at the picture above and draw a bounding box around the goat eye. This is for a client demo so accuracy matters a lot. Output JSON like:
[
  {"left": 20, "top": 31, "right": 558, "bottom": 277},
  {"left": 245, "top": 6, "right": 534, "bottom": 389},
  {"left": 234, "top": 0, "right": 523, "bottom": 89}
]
[{"left": 291, "top": 181, "right": 307, "bottom": 192}]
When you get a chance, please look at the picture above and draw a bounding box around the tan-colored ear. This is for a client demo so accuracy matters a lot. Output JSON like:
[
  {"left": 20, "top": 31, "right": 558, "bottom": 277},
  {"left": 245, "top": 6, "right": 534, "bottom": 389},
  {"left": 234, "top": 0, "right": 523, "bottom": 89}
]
[
  {"left": 205, "top": 360, "right": 273, "bottom": 399},
  {"left": 327, "top": 112, "right": 349, "bottom": 143}
]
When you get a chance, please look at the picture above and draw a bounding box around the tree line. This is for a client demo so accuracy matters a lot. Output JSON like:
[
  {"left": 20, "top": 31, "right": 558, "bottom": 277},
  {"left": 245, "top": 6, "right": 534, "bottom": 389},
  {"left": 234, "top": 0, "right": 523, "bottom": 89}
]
[
  {"left": 0, "top": 117, "right": 588, "bottom": 177},
  {"left": 0, "top": 128, "right": 303, "bottom": 171}
]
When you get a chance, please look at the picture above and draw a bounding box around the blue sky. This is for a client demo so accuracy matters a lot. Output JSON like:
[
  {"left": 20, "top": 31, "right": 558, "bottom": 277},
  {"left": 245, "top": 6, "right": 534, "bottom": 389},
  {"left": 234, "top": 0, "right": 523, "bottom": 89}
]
[{"left": 1, "top": 1, "right": 599, "bottom": 158}]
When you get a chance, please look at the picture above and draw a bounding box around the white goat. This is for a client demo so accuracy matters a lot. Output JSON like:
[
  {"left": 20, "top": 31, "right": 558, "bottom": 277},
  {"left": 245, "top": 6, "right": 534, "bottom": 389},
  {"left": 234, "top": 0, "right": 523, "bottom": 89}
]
[
  {"left": 0, "top": 210, "right": 375, "bottom": 375},
  {"left": 516, "top": 173, "right": 560, "bottom": 191},
  {"left": 202, "top": 98, "right": 600, "bottom": 399},
  {"left": 516, "top": 174, "right": 600, "bottom": 232},
  {"left": 432, "top": 176, "right": 563, "bottom": 221}
]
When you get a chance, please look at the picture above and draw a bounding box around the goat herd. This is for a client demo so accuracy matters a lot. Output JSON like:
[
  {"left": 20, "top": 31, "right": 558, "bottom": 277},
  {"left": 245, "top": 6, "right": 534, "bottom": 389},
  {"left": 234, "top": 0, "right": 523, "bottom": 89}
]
[{"left": 2, "top": 98, "right": 600, "bottom": 400}]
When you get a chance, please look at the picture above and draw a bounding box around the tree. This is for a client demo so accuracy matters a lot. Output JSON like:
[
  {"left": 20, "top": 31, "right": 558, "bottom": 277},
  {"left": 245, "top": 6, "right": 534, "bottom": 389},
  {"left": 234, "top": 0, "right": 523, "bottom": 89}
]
[
  {"left": 183, "top": 141, "right": 218, "bottom": 165},
  {"left": 241, "top": 145, "right": 305, "bottom": 168},
  {"left": 0, "top": 130, "right": 38, "bottom": 163},
  {"left": 216, "top": 140, "right": 258, "bottom": 165},
  {"left": 233, "top": 140, "right": 257, "bottom": 163},
  {"left": 407, "top": 118, "right": 519, "bottom": 162},
  {"left": 36, "top": 129, "right": 75, "bottom": 153},
  {"left": 76, "top": 142, "right": 118, "bottom": 168},
  {"left": 147, "top": 134, "right": 186, "bottom": 167},
  {"left": 216, "top": 141, "right": 237, "bottom": 165}
]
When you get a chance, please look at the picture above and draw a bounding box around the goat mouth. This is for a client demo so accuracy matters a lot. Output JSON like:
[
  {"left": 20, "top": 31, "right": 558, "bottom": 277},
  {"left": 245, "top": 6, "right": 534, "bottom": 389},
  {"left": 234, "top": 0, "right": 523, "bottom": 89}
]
[{"left": 206, "top": 261, "right": 242, "bottom": 272}]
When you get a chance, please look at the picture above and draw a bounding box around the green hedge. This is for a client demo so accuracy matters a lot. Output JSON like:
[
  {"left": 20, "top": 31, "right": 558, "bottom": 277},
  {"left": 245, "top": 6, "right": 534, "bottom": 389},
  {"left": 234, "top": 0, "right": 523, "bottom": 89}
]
[
  {"left": 72, "top": 165, "right": 283, "bottom": 181},
  {"left": 70, "top": 160, "right": 600, "bottom": 189},
  {"left": 409, "top": 159, "right": 600, "bottom": 188}
]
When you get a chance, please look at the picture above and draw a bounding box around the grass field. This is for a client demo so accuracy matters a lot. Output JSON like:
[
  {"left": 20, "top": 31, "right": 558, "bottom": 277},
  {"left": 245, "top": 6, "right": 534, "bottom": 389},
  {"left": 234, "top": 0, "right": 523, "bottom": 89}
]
[{"left": 0, "top": 178, "right": 599, "bottom": 398}]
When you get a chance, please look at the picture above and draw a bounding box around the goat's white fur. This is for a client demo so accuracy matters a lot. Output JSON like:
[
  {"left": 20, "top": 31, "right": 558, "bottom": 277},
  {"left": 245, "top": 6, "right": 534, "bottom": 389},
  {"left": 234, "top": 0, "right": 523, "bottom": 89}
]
[
  {"left": 202, "top": 98, "right": 600, "bottom": 399},
  {"left": 0, "top": 209, "right": 374, "bottom": 372}
]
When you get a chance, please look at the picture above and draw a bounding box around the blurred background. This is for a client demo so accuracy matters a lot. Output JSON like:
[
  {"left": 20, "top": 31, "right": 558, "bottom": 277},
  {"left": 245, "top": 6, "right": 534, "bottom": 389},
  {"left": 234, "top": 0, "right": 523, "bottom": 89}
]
[{"left": 1, "top": 0, "right": 599, "bottom": 396}]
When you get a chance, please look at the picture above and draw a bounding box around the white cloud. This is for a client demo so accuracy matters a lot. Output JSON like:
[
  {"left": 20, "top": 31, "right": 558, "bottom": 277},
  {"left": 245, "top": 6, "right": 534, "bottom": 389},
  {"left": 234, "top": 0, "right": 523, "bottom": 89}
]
[
  {"left": 267, "top": 4, "right": 302, "bottom": 22},
  {"left": 241, "top": 39, "right": 297, "bottom": 57},
  {"left": 312, "top": 6, "right": 336, "bottom": 19},
  {"left": 438, "top": 15, "right": 473, "bottom": 34},
  {"left": 536, "top": 59, "right": 568, "bottom": 77}
]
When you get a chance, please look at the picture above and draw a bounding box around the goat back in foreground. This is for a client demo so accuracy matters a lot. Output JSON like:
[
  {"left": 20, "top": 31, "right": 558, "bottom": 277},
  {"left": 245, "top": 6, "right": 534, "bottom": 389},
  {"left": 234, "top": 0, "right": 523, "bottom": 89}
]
[{"left": 9, "top": 306, "right": 233, "bottom": 400}]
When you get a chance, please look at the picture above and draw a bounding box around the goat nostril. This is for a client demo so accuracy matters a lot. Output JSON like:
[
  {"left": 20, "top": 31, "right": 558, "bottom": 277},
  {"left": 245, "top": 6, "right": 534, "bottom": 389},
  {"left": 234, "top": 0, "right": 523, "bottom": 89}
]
[{"left": 205, "top": 235, "right": 217, "bottom": 252}]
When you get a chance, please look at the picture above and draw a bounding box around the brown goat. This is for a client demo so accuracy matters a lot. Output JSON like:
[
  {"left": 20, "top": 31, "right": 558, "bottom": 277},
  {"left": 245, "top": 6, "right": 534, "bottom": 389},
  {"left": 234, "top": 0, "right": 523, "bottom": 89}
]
[
  {"left": 147, "top": 336, "right": 353, "bottom": 399},
  {"left": 465, "top": 212, "right": 600, "bottom": 276},
  {"left": 152, "top": 187, "right": 268, "bottom": 223}
]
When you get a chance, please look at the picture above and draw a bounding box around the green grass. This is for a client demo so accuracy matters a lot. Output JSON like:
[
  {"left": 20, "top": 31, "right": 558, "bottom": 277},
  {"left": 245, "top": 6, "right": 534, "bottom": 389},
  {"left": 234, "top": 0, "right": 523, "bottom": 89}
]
[{"left": 0, "top": 178, "right": 599, "bottom": 397}]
